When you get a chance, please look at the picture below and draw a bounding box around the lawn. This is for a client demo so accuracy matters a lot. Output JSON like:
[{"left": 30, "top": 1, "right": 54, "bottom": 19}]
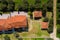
[
  {"left": 32, "top": 38, "right": 44, "bottom": 40},
  {"left": 18, "top": 18, "right": 50, "bottom": 38},
  {"left": 23, "top": 38, "right": 45, "bottom": 40}
]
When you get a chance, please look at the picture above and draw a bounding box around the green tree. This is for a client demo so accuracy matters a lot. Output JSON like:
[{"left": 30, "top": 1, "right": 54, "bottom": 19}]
[
  {"left": 22, "top": 0, "right": 29, "bottom": 11},
  {"left": 48, "top": 18, "right": 53, "bottom": 33},
  {"left": 47, "top": 0, "right": 53, "bottom": 12},
  {"left": 4, "top": 35, "right": 10, "bottom": 40},
  {"left": 7, "top": 0, "right": 15, "bottom": 12}
]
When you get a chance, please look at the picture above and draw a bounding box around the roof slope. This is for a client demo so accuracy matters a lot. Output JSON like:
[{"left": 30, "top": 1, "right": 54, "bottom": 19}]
[
  {"left": 41, "top": 22, "right": 48, "bottom": 29},
  {"left": 33, "top": 11, "right": 42, "bottom": 17},
  {"left": 0, "top": 15, "right": 27, "bottom": 31}
]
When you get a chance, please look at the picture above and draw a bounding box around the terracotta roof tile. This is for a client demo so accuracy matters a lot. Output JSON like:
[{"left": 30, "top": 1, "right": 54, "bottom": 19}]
[
  {"left": 41, "top": 22, "right": 48, "bottom": 29},
  {"left": 0, "top": 19, "right": 6, "bottom": 31},
  {"left": 7, "top": 15, "right": 27, "bottom": 28},
  {"left": 33, "top": 11, "right": 42, "bottom": 17},
  {"left": 0, "top": 15, "right": 27, "bottom": 31}
]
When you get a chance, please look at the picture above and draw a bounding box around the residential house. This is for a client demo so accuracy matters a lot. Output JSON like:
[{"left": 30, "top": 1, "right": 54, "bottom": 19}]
[
  {"left": 33, "top": 10, "right": 42, "bottom": 19},
  {"left": 0, "top": 15, "right": 28, "bottom": 32},
  {"left": 41, "top": 22, "right": 48, "bottom": 30}
]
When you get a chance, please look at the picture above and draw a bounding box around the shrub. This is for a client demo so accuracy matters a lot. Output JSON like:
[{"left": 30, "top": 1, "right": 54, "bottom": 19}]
[
  {"left": 47, "top": 18, "right": 53, "bottom": 33},
  {"left": 14, "top": 33, "right": 19, "bottom": 38},
  {"left": 43, "top": 18, "right": 49, "bottom": 22},
  {"left": 57, "top": 28, "right": 60, "bottom": 33},
  {"left": 46, "top": 38, "right": 53, "bottom": 40},
  {"left": 28, "top": 11, "right": 32, "bottom": 16},
  {"left": 4, "top": 35, "right": 10, "bottom": 40}
]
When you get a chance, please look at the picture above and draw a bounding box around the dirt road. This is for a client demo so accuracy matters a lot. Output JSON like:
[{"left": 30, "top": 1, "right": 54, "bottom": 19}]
[{"left": 53, "top": 0, "right": 57, "bottom": 40}]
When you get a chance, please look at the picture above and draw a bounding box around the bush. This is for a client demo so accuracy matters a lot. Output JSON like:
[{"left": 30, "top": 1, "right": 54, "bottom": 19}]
[
  {"left": 57, "top": 19, "right": 60, "bottom": 24},
  {"left": 43, "top": 18, "right": 48, "bottom": 22},
  {"left": 46, "top": 38, "right": 53, "bottom": 40},
  {"left": 47, "top": 18, "right": 53, "bottom": 33},
  {"left": 14, "top": 33, "right": 19, "bottom": 38},
  {"left": 4, "top": 35, "right": 10, "bottom": 40},
  {"left": 28, "top": 11, "right": 32, "bottom": 16},
  {"left": 48, "top": 25, "right": 53, "bottom": 33},
  {"left": 0, "top": 12, "right": 2, "bottom": 16},
  {"left": 57, "top": 28, "right": 60, "bottom": 33}
]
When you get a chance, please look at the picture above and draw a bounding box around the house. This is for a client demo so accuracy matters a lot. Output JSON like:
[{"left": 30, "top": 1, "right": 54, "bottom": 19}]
[
  {"left": 33, "top": 10, "right": 42, "bottom": 19},
  {"left": 7, "top": 15, "right": 28, "bottom": 29},
  {"left": 19, "top": 11, "right": 28, "bottom": 17},
  {"left": 10, "top": 11, "right": 28, "bottom": 17},
  {"left": 0, "top": 19, "right": 6, "bottom": 31},
  {"left": 10, "top": 11, "right": 18, "bottom": 17},
  {"left": 41, "top": 22, "right": 48, "bottom": 30},
  {"left": 0, "top": 19, "right": 12, "bottom": 31},
  {"left": 0, "top": 15, "right": 28, "bottom": 32},
  {"left": 7, "top": 15, "right": 28, "bottom": 31},
  {"left": 0, "top": 14, "right": 10, "bottom": 19}
]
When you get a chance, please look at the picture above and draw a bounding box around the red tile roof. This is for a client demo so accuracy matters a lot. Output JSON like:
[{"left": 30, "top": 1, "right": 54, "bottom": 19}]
[
  {"left": 41, "top": 22, "right": 48, "bottom": 29},
  {"left": 33, "top": 11, "right": 42, "bottom": 17},
  {"left": 0, "top": 15, "right": 27, "bottom": 31},
  {"left": 0, "top": 19, "right": 6, "bottom": 25},
  {"left": 7, "top": 15, "right": 27, "bottom": 28},
  {"left": 0, "top": 19, "right": 6, "bottom": 31},
  {"left": 0, "top": 26, "right": 3, "bottom": 31}
]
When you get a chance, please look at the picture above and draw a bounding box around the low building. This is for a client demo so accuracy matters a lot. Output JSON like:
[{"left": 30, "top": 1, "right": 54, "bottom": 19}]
[
  {"left": 0, "top": 15, "right": 28, "bottom": 32},
  {"left": 7, "top": 15, "right": 27, "bottom": 29},
  {"left": 41, "top": 22, "right": 48, "bottom": 30},
  {"left": 0, "top": 19, "right": 6, "bottom": 31},
  {"left": 33, "top": 10, "right": 42, "bottom": 19},
  {"left": 0, "top": 14, "right": 10, "bottom": 19}
]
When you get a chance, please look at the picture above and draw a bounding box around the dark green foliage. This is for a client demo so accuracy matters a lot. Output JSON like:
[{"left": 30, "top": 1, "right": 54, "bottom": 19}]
[
  {"left": 47, "top": 0, "right": 53, "bottom": 12},
  {"left": 0, "top": 12, "right": 2, "bottom": 15},
  {"left": 57, "top": 0, "right": 60, "bottom": 38},
  {"left": 46, "top": 38, "right": 53, "bottom": 40},
  {"left": 57, "top": 19, "right": 60, "bottom": 24},
  {"left": 14, "top": 32, "right": 19, "bottom": 38},
  {"left": 48, "top": 18, "right": 53, "bottom": 33},
  {"left": 35, "top": 0, "right": 41, "bottom": 3},
  {"left": 43, "top": 18, "right": 49, "bottom": 22},
  {"left": 57, "top": 0, "right": 60, "bottom": 3},
  {"left": 4, "top": 35, "right": 10, "bottom": 40},
  {"left": 57, "top": 28, "right": 60, "bottom": 33},
  {"left": 0, "top": 0, "right": 52, "bottom": 13}
]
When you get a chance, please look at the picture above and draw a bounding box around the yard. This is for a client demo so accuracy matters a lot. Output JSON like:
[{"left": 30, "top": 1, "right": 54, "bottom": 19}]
[
  {"left": 0, "top": 17, "right": 50, "bottom": 40},
  {"left": 23, "top": 38, "right": 45, "bottom": 40},
  {"left": 18, "top": 17, "right": 50, "bottom": 38}
]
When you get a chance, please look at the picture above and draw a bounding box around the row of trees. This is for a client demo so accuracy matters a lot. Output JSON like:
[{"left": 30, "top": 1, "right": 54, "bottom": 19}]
[
  {"left": 57, "top": 0, "right": 60, "bottom": 38},
  {"left": 0, "top": 0, "right": 15, "bottom": 12},
  {"left": 0, "top": 0, "right": 53, "bottom": 12},
  {"left": 48, "top": 18, "right": 53, "bottom": 33},
  {"left": 57, "top": 1, "right": 60, "bottom": 24}
]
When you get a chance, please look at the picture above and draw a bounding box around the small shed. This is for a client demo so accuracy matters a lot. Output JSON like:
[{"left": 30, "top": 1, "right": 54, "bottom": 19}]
[
  {"left": 41, "top": 22, "right": 48, "bottom": 30},
  {"left": 33, "top": 10, "right": 42, "bottom": 19}
]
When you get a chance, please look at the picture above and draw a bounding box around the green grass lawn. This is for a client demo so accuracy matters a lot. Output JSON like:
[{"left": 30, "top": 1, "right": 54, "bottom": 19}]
[
  {"left": 32, "top": 38, "right": 44, "bottom": 40},
  {"left": 23, "top": 38, "right": 45, "bottom": 40},
  {"left": 18, "top": 18, "right": 49, "bottom": 38}
]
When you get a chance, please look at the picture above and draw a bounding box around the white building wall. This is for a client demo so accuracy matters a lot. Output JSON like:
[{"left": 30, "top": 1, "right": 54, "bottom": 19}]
[{"left": 0, "top": 11, "right": 28, "bottom": 19}]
